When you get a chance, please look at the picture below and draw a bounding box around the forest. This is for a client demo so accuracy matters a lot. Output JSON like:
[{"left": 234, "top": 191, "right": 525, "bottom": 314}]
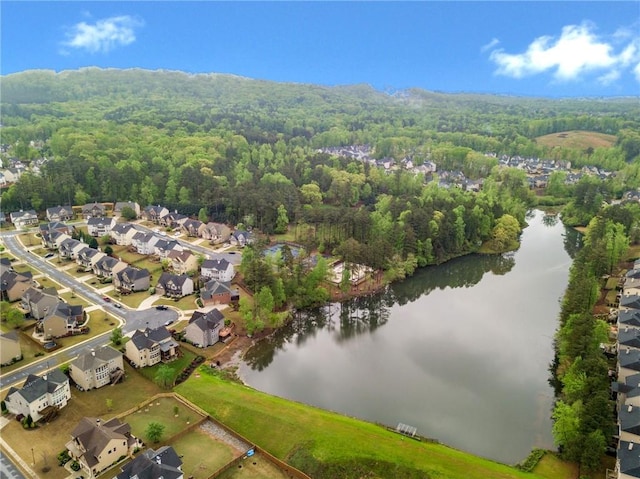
[{"left": 2, "top": 68, "right": 640, "bottom": 470}]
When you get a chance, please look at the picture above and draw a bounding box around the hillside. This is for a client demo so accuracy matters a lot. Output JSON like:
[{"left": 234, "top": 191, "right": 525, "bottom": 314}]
[{"left": 535, "top": 130, "right": 617, "bottom": 150}]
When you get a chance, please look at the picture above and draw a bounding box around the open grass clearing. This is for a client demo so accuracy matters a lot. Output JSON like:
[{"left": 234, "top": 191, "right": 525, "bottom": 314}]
[
  {"left": 133, "top": 350, "right": 197, "bottom": 387},
  {"left": 58, "top": 291, "right": 91, "bottom": 307},
  {"left": 534, "top": 130, "right": 616, "bottom": 149},
  {"left": 170, "top": 428, "right": 238, "bottom": 479},
  {"left": 33, "top": 276, "right": 64, "bottom": 290},
  {"left": 215, "top": 452, "right": 291, "bottom": 479},
  {"left": 176, "top": 368, "right": 555, "bottom": 479},
  {"left": 111, "top": 290, "right": 148, "bottom": 309},
  {"left": 1, "top": 363, "right": 162, "bottom": 479},
  {"left": 123, "top": 396, "right": 205, "bottom": 441}
]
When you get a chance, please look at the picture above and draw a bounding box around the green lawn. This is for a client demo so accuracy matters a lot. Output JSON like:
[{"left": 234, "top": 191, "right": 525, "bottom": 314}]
[
  {"left": 134, "top": 350, "right": 197, "bottom": 387},
  {"left": 176, "top": 369, "right": 557, "bottom": 479},
  {"left": 59, "top": 291, "right": 91, "bottom": 307},
  {"left": 110, "top": 290, "right": 149, "bottom": 309},
  {"left": 123, "top": 396, "right": 205, "bottom": 441},
  {"left": 154, "top": 294, "right": 199, "bottom": 311},
  {"left": 34, "top": 276, "right": 64, "bottom": 290},
  {"left": 172, "top": 428, "right": 238, "bottom": 479},
  {"left": 215, "top": 453, "right": 290, "bottom": 479}
]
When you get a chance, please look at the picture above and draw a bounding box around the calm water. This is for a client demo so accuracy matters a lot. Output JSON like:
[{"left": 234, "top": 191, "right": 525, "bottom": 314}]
[{"left": 238, "top": 210, "right": 576, "bottom": 464}]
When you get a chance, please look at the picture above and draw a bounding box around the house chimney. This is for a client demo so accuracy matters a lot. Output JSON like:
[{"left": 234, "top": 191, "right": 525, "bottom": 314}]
[
  {"left": 629, "top": 404, "right": 634, "bottom": 413},
  {"left": 91, "top": 349, "right": 96, "bottom": 357},
  {"left": 96, "top": 418, "right": 101, "bottom": 427},
  {"left": 630, "top": 442, "right": 634, "bottom": 450}
]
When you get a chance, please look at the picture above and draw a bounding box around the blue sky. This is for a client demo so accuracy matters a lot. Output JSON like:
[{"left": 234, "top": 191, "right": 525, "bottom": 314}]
[{"left": 2, "top": 1, "right": 639, "bottom": 98}]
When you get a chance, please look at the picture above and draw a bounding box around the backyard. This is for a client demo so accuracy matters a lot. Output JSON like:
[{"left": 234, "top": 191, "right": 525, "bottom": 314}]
[
  {"left": 133, "top": 350, "right": 197, "bottom": 387},
  {"left": 1, "top": 363, "right": 162, "bottom": 479},
  {"left": 123, "top": 395, "right": 205, "bottom": 441}
]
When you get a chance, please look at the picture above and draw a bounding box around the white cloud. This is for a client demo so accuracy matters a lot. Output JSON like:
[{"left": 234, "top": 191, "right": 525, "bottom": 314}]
[
  {"left": 487, "top": 22, "right": 640, "bottom": 84},
  {"left": 481, "top": 38, "right": 500, "bottom": 53},
  {"left": 62, "top": 15, "right": 143, "bottom": 54}
]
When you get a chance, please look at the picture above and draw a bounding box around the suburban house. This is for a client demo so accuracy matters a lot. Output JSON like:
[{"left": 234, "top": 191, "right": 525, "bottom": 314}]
[
  {"left": 0, "top": 331, "right": 21, "bottom": 366},
  {"left": 200, "top": 258, "right": 235, "bottom": 282},
  {"left": 159, "top": 211, "right": 188, "bottom": 229},
  {"left": 93, "top": 256, "right": 127, "bottom": 278},
  {"left": 156, "top": 273, "right": 194, "bottom": 299},
  {"left": 1, "top": 269, "right": 33, "bottom": 302},
  {"left": 125, "top": 327, "right": 180, "bottom": 368},
  {"left": 621, "top": 327, "right": 640, "bottom": 351},
  {"left": 168, "top": 249, "right": 198, "bottom": 275},
  {"left": 81, "top": 202, "right": 106, "bottom": 219},
  {"left": 201, "top": 280, "right": 237, "bottom": 306},
  {"left": 200, "top": 222, "right": 231, "bottom": 244},
  {"left": 184, "top": 309, "right": 224, "bottom": 348},
  {"left": 46, "top": 205, "right": 74, "bottom": 222},
  {"left": 9, "top": 210, "right": 38, "bottom": 230},
  {"left": 618, "top": 441, "right": 640, "bottom": 478},
  {"left": 620, "top": 405, "right": 640, "bottom": 443},
  {"left": 67, "top": 417, "right": 139, "bottom": 479},
  {"left": 40, "top": 221, "right": 73, "bottom": 236},
  {"left": 41, "top": 230, "right": 68, "bottom": 250},
  {"left": 230, "top": 230, "right": 252, "bottom": 247},
  {"left": 181, "top": 219, "right": 203, "bottom": 237},
  {"left": 3, "top": 370, "right": 71, "bottom": 422},
  {"left": 20, "top": 286, "right": 59, "bottom": 319},
  {"left": 154, "top": 238, "right": 182, "bottom": 259},
  {"left": 613, "top": 373, "right": 640, "bottom": 409},
  {"left": 113, "top": 201, "right": 140, "bottom": 219},
  {"left": 620, "top": 349, "right": 640, "bottom": 382},
  {"left": 620, "top": 309, "right": 640, "bottom": 329},
  {"left": 76, "top": 247, "right": 106, "bottom": 271},
  {"left": 69, "top": 346, "right": 124, "bottom": 391},
  {"left": 132, "top": 232, "right": 160, "bottom": 255},
  {"left": 39, "top": 301, "right": 84, "bottom": 338},
  {"left": 59, "top": 238, "right": 85, "bottom": 259},
  {"left": 87, "top": 217, "right": 116, "bottom": 237},
  {"left": 143, "top": 205, "right": 169, "bottom": 224},
  {"left": 116, "top": 446, "right": 183, "bottom": 479},
  {"left": 114, "top": 266, "right": 150, "bottom": 293},
  {"left": 110, "top": 223, "right": 141, "bottom": 246}
]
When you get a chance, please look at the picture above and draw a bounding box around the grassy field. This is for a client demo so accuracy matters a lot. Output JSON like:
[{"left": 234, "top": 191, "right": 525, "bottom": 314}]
[
  {"left": 123, "top": 396, "right": 205, "bottom": 441},
  {"left": 134, "top": 350, "right": 197, "bottom": 386},
  {"left": 169, "top": 428, "right": 237, "bottom": 479},
  {"left": 154, "top": 294, "right": 200, "bottom": 311},
  {"left": 535, "top": 130, "right": 616, "bottom": 150},
  {"left": 177, "top": 369, "right": 558, "bottom": 479},
  {"left": 1, "top": 363, "right": 162, "bottom": 479},
  {"left": 216, "top": 452, "right": 291, "bottom": 479}
]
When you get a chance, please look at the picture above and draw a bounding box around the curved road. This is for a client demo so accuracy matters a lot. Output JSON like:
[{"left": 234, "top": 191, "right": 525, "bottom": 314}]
[{"left": 0, "top": 233, "right": 178, "bottom": 389}]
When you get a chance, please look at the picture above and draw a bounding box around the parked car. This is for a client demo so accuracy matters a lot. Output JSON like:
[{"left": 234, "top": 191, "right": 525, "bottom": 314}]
[
  {"left": 164, "top": 319, "right": 175, "bottom": 326},
  {"left": 102, "top": 296, "right": 111, "bottom": 302},
  {"left": 44, "top": 253, "right": 55, "bottom": 259},
  {"left": 114, "top": 303, "right": 122, "bottom": 308},
  {"left": 155, "top": 305, "right": 168, "bottom": 310}
]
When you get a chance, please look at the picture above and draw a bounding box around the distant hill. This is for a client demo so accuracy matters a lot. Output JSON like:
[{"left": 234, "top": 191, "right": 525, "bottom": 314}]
[{"left": 535, "top": 130, "right": 617, "bottom": 150}]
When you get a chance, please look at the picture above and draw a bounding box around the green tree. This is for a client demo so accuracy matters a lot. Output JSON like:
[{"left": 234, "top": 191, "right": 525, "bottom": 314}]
[
  {"left": 6, "top": 308, "right": 25, "bottom": 329},
  {"left": 121, "top": 206, "right": 138, "bottom": 221},
  {"left": 145, "top": 422, "right": 165, "bottom": 443},
  {"left": 198, "top": 207, "right": 209, "bottom": 223},
  {"left": 104, "top": 245, "right": 113, "bottom": 256},
  {"left": 275, "top": 204, "right": 289, "bottom": 234},
  {"left": 154, "top": 365, "right": 174, "bottom": 389},
  {"left": 110, "top": 327, "right": 123, "bottom": 346}
]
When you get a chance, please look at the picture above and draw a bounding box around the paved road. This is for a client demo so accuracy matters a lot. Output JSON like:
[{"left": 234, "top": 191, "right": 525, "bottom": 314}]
[
  {"left": 0, "top": 233, "right": 178, "bottom": 389},
  {"left": 0, "top": 451, "right": 26, "bottom": 479}
]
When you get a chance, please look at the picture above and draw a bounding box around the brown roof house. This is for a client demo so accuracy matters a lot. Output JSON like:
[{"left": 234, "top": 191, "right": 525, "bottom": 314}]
[
  {"left": 4, "top": 369, "right": 71, "bottom": 421},
  {"left": 168, "top": 250, "right": 198, "bottom": 275},
  {"left": 199, "top": 222, "right": 231, "bottom": 244},
  {"left": 184, "top": 309, "right": 224, "bottom": 348},
  {"left": 38, "top": 301, "right": 84, "bottom": 339},
  {"left": 116, "top": 446, "right": 183, "bottom": 479},
  {"left": 125, "top": 327, "right": 180, "bottom": 368},
  {"left": 1, "top": 269, "right": 33, "bottom": 302},
  {"left": 4, "top": 370, "right": 70, "bottom": 422},
  {"left": 142, "top": 205, "right": 169, "bottom": 224},
  {"left": 69, "top": 346, "right": 124, "bottom": 391},
  {"left": 156, "top": 272, "right": 194, "bottom": 299},
  {"left": 0, "top": 331, "right": 22, "bottom": 366},
  {"left": 201, "top": 280, "right": 237, "bottom": 306},
  {"left": 81, "top": 202, "right": 106, "bottom": 219},
  {"left": 66, "top": 417, "right": 140, "bottom": 479},
  {"left": 114, "top": 266, "right": 150, "bottom": 293}
]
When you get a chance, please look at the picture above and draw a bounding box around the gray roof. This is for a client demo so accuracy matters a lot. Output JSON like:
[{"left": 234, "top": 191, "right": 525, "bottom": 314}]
[
  {"left": 201, "top": 280, "right": 232, "bottom": 300},
  {"left": 622, "top": 293, "right": 640, "bottom": 310},
  {"left": 1, "top": 330, "right": 19, "bottom": 343},
  {"left": 620, "top": 309, "right": 640, "bottom": 328},
  {"left": 188, "top": 309, "right": 224, "bottom": 332},
  {"left": 87, "top": 216, "right": 112, "bottom": 226},
  {"left": 5, "top": 369, "right": 68, "bottom": 404},
  {"left": 620, "top": 348, "right": 640, "bottom": 371},
  {"left": 620, "top": 404, "right": 640, "bottom": 436},
  {"left": 117, "top": 446, "right": 182, "bottom": 479},
  {"left": 201, "top": 258, "right": 230, "bottom": 271},
  {"left": 116, "top": 266, "right": 149, "bottom": 283},
  {"left": 619, "top": 441, "right": 640, "bottom": 477},
  {"left": 620, "top": 327, "right": 640, "bottom": 348},
  {"left": 71, "top": 346, "right": 122, "bottom": 371},
  {"left": 130, "top": 327, "right": 177, "bottom": 352},
  {"left": 157, "top": 272, "right": 190, "bottom": 290}
]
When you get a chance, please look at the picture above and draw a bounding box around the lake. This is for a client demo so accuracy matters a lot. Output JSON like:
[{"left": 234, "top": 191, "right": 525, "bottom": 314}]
[{"left": 239, "top": 210, "right": 575, "bottom": 464}]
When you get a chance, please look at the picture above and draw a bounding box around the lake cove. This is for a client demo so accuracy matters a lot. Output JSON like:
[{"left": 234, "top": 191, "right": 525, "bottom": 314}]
[{"left": 239, "top": 210, "right": 574, "bottom": 464}]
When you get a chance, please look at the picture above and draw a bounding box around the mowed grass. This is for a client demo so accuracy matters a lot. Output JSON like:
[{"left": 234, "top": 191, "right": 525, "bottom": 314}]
[
  {"left": 154, "top": 294, "right": 200, "bottom": 311},
  {"left": 535, "top": 130, "right": 616, "bottom": 149},
  {"left": 176, "top": 369, "right": 554, "bottom": 479},
  {"left": 123, "top": 396, "right": 204, "bottom": 441},
  {"left": 134, "top": 350, "right": 197, "bottom": 386},
  {"left": 215, "top": 452, "right": 291, "bottom": 479},
  {"left": 532, "top": 453, "right": 578, "bottom": 479},
  {"left": 170, "top": 428, "right": 237, "bottom": 479},
  {"left": 1, "top": 363, "right": 162, "bottom": 479}
]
